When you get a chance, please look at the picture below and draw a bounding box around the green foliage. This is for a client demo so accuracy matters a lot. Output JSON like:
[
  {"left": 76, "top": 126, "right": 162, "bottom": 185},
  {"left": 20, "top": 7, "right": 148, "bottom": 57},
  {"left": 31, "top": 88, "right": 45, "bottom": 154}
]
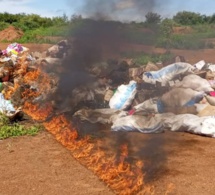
[
  {"left": 52, "top": 15, "right": 69, "bottom": 26},
  {"left": 14, "top": 25, "right": 70, "bottom": 43},
  {"left": 208, "top": 14, "right": 215, "bottom": 23},
  {"left": 145, "top": 12, "right": 161, "bottom": 24},
  {"left": 160, "top": 19, "right": 175, "bottom": 38},
  {"left": 121, "top": 51, "right": 173, "bottom": 65},
  {"left": 70, "top": 14, "right": 82, "bottom": 23},
  {"left": 123, "top": 28, "right": 157, "bottom": 45},
  {"left": 156, "top": 33, "right": 210, "bottom": 50},
  {"left": 173, "top": 11, "right": 205, "bottom": 25},
  {"left": 0, "top": 11, "right": 215, "bottom": 47},
  {"left": 192, "top": 24, "right": 215, "bottom": 37},
  {"left": 0, "top": 21, "right": 9, "bottom": 31},
  {"left": 0, "top": 114, "right": 41, "bottom": 140},
  {"left": 0, "top": 12, "right": 23, "bottom": 23},
  {"left": 0, "top": 13, "right": 69, "bottom": 32},
  {"left": 158, "top": 19, "right": 176, "bottom": 49},
  {"left": 15, "top": 14, "right": 51, "bottom": 31}
]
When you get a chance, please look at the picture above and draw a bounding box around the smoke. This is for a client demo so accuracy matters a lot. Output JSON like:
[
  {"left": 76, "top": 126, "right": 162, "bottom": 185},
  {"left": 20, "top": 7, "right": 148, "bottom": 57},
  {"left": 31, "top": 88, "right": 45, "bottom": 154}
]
[
  {"left": 139, "top": 135, "right": 167, "bottom": 183},
  {"left": 54, "top": 19, "right": 124, "bottom": 112},
  {"left": 77, "top": 0, "right": 170, "bottom": 21},
  {"left": 52, "top": 0, "right": 169, "bottom": 184}
]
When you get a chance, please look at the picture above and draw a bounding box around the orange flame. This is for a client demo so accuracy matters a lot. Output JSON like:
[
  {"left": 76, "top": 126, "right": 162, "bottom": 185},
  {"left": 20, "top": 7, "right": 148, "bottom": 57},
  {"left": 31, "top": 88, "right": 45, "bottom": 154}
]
[
  {"left": 43, "top": 114, "right": 146, "bottom": 194},
  {"left": 23, "top": 70, "right": 40, "bottom": 83},
  {"left": 23, "top": 102, "right": 53, "bottom": 121}
]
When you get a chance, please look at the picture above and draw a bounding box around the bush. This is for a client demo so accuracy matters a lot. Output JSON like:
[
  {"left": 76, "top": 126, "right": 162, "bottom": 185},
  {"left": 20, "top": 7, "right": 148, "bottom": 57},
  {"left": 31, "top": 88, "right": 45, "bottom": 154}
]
[
  {"left": 145, "top": 12, "right": 161, "bottom": 25},
  {"left": 173, "top": 11, "right": 205, "bottom": 25},
  {"left": 0, "top": 21, "right": 9, "bottom": 31},
  {"left": 14, "top": 25, "right": 70, "bottom": 43}
]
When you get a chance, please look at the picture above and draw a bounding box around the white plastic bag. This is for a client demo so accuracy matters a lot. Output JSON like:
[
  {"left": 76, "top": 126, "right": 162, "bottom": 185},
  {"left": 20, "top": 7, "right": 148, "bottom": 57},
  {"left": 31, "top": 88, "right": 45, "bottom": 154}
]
[
  {"left": 142, "top": 62, "right": 194, "bottom": 85},
  {"left": 0, "top": 93, "right": 15, "bottom": 114},
  {"left": 133, "top": 98, "right": 160, "bottom": 113},
  {"left": 194, "top": 60, "right": 205, "bottom": 70},
  {"left": 109, "top": 80, "right": 137, "bottom": 110},
  {"left": 111, "top": 114, "right": 164, "bottom": 133},
  {"left": 163, "top": 114, "right": 215, "bottom": 137}
]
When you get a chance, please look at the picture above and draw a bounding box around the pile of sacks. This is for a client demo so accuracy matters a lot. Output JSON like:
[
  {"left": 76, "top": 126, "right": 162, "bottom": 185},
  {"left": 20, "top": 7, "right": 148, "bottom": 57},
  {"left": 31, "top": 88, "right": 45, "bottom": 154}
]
[
  {"left": 73, "top": 59, "right": 215, "bottom": 138},
  {"left": 1, "top": 40, "right": 215, "bottom": 138}
]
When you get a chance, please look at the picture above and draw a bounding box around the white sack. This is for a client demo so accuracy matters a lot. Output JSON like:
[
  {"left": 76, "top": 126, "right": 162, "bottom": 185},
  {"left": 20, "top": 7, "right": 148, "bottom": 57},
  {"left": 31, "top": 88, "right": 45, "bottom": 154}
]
[
  {"left": 109, "top": 80, "right": 137, "bottom": 110},
  {"left": 0, "top": 93, "right": 15, "bottom": 114},
  {"left": 142, "top": 62, "right": 195, "bottom": 85},
  {"left": 174, "top": 74, "right": 213, "bottom": 92},
  {"left": 111, "top": 113, "right": 172, "bottom": 133},
  {"left": 163, "top": 114, "right": 215, "bottom": 137},
  {"left": 73, "top": 108, "right": 126, "bottom": 124},
  {"left": 161, "top": 88, "right": 205, "bottom": 107}
]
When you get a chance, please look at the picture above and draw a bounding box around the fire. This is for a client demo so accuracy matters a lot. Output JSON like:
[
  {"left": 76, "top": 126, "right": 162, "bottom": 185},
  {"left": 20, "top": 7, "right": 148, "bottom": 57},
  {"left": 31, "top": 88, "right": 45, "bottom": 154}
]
[
  {"left": 23, "top": 102, "right": 53, "bottom": 121},
  {"left": 22, "top": 88, "right": 40, "bottom": 99},
  {"left": 43, "top": 114, "right": 147, "bottom": 194},
  {"left": 23, "top": 70, "right": 40, "bottom": 83},
  {"left": 2, "top": 83, "right": 18, "bottom": 99}
]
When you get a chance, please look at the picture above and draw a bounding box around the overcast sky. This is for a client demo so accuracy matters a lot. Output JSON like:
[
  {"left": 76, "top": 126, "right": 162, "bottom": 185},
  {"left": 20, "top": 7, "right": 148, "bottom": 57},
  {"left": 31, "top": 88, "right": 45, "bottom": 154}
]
[{"left": 1, "top": 0, "right": 215, "bottom": 20}]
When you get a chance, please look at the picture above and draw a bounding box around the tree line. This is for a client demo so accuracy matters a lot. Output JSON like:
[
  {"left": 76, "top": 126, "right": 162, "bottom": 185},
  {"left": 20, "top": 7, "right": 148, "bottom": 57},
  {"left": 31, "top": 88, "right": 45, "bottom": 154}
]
[
  {"left": 144, "top": 11, "right": 215, "bottom": 25},
  {"left": 0, "top": 12, "right": 70, "bottom": 31},
  {"left": 0, "top": 10, "right": 215, "bottom": 31}
]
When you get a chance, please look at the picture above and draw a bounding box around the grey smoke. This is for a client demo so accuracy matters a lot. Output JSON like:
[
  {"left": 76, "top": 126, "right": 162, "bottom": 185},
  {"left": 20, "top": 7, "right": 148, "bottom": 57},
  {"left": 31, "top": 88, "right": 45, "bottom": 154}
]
[{"left": 78, "top": 0, "right": 171, "bottom": 21}]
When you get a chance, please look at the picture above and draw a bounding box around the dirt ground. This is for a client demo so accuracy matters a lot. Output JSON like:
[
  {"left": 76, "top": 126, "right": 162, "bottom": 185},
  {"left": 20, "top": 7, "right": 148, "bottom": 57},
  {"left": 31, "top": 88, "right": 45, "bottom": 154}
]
[
  {"left": 1, "top": 43, "right": 215, "bottom": 195},
  {"left": 120, "top": 43, "right": 215, "bottom": 64},
  {"left": 0, "top": 131, "right": 114, "bottom": 195}
]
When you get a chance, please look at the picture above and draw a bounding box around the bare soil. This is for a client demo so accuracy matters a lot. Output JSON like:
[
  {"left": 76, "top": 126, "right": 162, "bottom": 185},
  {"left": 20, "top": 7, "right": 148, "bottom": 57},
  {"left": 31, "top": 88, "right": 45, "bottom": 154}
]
[
  {"left": 0, "top": 131, "right": 114, "bottom": 195},
  {"left": 1, "top": 43, "right": 215, "bottom": 195},
  {"left": 0, "top": 26, "right": 24, "bottom": 42},
  {"left": 120, "top": 43, "right": 215, "bottom": 64}
]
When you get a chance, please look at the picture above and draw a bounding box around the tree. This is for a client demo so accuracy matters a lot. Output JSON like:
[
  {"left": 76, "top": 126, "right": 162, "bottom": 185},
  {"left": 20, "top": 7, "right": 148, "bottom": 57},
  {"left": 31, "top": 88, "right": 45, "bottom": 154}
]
[
  {"left": 208, "top": 14, "right": 215, "bottom": 24},
  {"left": 173, "top": 11, "right": 204, "bottom": 25},
  {"left": 159, "top": 18, "right": 175, "bottom": 49},
  {"left": 52, "top": 15, "right": 68, "bottom": 26},
  {"left": 70, "top": 14, "right": 82, "bottom": 24},
  {"left": 160, "top": 19, "right": 174, "bottom": 38},
  {"left": 145, "top": 12, "right": 161, "bottom": 24},
  {"left": 0, "top": 12, "right": 17, "bottom": 23}
]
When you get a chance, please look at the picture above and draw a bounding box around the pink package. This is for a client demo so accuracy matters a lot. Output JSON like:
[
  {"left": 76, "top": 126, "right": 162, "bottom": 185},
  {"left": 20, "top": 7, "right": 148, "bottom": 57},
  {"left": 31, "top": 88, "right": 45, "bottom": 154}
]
[{"left": 210, "top": 91, "right": 215, "bottom": 96}]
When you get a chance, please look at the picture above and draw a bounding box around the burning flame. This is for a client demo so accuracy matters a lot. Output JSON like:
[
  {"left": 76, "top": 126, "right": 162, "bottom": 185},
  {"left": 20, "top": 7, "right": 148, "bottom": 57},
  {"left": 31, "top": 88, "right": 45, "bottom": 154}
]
[
  {"left": 44, "top": 115, "right": 146, "bottom": 194},
  {"left": 23, "top": 70, "right": 40, "bottom": 83},
  {"left": 23, "top": 102, "right": 53, "bottom": 121}
]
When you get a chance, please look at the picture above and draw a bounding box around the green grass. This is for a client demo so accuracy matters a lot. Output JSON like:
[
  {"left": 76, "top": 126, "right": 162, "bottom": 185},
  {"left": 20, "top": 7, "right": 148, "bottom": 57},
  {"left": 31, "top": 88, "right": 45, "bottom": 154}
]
[
  {"left": 0, "top": 114, "right": 42, "bottom": 140},
  {"left": 156, "top": 24, "right": 215, "bottom": 49},
  {"left": 122, "top": 28, "right": 157, "bottom": 45},
  {"left": 156, "top": 33, "right": 214, "bottom": 50},
  {"left": 121, "top": 51, "right": 173, "bottom": 65},
  {"left": 31, "top": 25, "right": 70, "bottom": 36},
  {"left": 2, "top": 20, "right": 215, "bottom": 47},
  {"left": 14, "top": 25, "right": 70, "bottom": 44}
]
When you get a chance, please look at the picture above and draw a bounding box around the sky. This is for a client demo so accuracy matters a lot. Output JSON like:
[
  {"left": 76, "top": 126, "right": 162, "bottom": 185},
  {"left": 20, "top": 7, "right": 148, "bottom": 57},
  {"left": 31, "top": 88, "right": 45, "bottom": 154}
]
[{"left": 1, "top": 0, "right": 215, "bottom": 20}]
